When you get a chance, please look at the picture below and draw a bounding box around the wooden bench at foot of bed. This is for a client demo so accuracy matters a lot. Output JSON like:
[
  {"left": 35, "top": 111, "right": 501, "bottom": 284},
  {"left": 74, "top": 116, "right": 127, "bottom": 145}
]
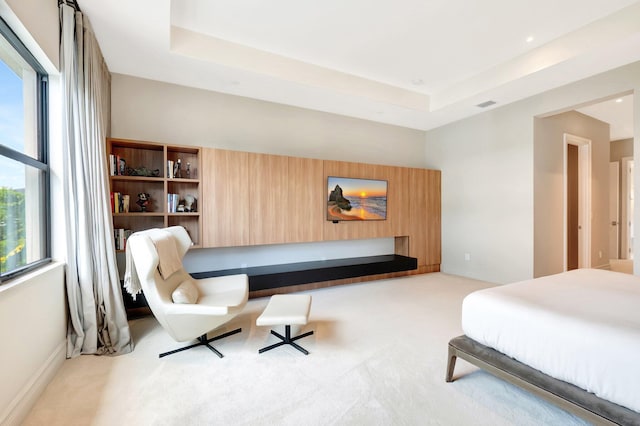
[{"left": 446, "top": 335, "right": 640, "bottom": 426}]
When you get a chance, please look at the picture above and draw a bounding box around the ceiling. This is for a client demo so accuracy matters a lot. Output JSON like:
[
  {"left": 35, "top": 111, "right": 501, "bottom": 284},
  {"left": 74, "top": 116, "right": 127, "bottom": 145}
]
[
  {"left": 77, "top": 0, "right": 640, "bottom": 131},
  {"left": 576, "top": 94, "right": 634, "bottom": 140}
]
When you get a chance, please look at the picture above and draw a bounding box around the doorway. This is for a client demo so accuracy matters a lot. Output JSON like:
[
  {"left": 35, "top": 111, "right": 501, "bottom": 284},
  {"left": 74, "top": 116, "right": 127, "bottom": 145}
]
[
  {"left": 609, "top": 161, "right": 620, "bottom": 258},
  {"left": 564, "top": 133, "right": 592, "bottom": 271}
]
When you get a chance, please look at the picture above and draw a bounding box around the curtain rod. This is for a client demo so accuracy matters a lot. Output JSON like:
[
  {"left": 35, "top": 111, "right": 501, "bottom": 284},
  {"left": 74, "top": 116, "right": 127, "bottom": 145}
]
[{"left": 59, "top": 0, "right": 81, "bottom": 12}]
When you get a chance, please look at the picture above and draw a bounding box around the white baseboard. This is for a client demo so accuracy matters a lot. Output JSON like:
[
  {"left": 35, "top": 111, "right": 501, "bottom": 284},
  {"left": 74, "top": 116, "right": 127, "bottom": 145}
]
[{"left": 0, "top": 340, "right": 66, "bottom": 426}]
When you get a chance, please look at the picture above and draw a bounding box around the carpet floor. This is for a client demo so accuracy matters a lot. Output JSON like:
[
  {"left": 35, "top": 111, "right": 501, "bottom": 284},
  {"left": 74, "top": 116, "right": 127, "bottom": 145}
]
[{"left": 23, "top": 273, "right": 588, "bottom": 425}]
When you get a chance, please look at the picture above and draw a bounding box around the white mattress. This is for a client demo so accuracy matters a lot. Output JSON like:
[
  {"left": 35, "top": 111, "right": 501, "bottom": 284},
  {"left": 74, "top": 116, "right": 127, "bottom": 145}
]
[{"left": 462, "top": 268, "right": 640, "bottom": 413}]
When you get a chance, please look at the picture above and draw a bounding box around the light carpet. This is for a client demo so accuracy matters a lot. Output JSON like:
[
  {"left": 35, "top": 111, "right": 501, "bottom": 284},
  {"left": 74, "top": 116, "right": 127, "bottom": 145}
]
[{"left": 23, "top": 273, "right": 588, "bottom": 425}]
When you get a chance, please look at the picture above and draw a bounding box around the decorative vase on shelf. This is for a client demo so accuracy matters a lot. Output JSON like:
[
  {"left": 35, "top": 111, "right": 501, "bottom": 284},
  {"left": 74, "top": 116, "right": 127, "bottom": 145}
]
[
  {"left": 174, "top": 159, "right": 181, "bottom": 178},
  {"left": 184, "top": 194, "right": 196, "bottom": 212}
]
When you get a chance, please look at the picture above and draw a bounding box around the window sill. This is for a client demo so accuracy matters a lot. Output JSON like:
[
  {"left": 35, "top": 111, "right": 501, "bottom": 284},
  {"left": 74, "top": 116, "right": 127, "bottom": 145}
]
[{"left": 0, "top": 261, "right": 64, "bottom": 294}]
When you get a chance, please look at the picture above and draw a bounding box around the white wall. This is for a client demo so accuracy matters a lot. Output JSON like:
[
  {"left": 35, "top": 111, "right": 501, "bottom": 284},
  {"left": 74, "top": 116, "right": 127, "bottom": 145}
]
[
  {"left": 610, "top": 138, "right": 633, "bottom": 162},
  {"left": 425, "top": 61, "right": 640, "bottom": 284},
  {"left": 111, "top": 74, "right": 426, "bottom": 168},
  {"left": 0, "top": 263, "right": 66, "bottom": 426},
  {"left": 111, "top": 74, "right": 427, "bottom": 272},
  {"left": 424, "top": 106, "right": 534, "bottom": 284}
]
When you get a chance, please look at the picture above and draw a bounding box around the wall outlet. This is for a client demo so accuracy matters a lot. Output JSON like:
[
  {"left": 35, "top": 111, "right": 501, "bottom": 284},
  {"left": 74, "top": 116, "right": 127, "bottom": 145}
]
[
  {"left": 464, "top": 253, "right": 471, "bottom": 261},
  {"left": 598, "top": 251, "right": 603, "bottom": 259}
]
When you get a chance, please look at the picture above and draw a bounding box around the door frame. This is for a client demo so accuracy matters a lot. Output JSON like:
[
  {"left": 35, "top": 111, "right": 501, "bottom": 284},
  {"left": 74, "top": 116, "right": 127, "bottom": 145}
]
[{"left": 563, "top": 133, "right": 592, "bottom": 270}]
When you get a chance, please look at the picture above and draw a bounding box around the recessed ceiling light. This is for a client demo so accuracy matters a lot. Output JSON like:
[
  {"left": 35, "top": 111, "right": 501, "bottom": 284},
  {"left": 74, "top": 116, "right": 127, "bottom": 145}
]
[
  {"left": 615, "top": 98, "right": 623, "bottom": 103},
  {"left": 526, "top": 36, "right": 534, "bottom": 43}
]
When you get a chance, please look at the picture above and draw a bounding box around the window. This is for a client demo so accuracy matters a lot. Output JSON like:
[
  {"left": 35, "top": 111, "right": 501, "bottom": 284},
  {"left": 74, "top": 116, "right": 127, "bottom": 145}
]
[{"left": 0, "top": 17, "right": 49, "bottom": 281}]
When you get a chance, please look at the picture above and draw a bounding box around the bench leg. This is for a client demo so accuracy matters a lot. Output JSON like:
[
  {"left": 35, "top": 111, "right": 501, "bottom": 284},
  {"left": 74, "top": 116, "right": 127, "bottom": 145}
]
[{"left": 258, "top": 325, "right": 314, "bottom": 355}]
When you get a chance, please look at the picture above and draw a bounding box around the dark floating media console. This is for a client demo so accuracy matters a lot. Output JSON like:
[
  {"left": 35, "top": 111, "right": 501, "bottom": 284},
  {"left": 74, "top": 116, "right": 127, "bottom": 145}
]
[{"left": 191, "top": 254, "right": 418, "bottom": 292}]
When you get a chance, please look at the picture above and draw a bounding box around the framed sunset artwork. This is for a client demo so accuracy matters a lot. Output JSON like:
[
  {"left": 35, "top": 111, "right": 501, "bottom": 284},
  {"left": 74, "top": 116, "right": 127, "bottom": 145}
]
[{"left": 327, "top": 176, "right": 388, "bottom": 221}]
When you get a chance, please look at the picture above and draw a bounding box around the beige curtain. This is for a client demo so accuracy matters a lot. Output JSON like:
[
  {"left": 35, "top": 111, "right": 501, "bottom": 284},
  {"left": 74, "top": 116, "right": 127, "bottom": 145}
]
[{"left": 60, "top": 2, "right": 132, "bottom": 356}]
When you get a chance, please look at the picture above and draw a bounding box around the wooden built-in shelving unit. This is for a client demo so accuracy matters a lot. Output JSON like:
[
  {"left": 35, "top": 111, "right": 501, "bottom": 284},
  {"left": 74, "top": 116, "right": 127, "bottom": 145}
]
[
  {"left": 108, "top": 138, "right": 441, "bottom": 295},
  {"left": 107, "top": 138, "right": 202, "bottom": 249}
]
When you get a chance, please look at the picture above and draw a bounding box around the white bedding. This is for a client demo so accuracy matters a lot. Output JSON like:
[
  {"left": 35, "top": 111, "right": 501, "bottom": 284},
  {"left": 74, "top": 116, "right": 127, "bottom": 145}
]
[{"left": 462, "top": 268, "right": 640, "bottom": 413}]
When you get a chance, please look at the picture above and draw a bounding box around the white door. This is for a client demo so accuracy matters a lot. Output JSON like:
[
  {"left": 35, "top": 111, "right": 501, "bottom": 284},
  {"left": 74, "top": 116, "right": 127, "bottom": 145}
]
[
  {"left": 609, "top": 162, "right": 620, "bottom": 259},
  {"left": 563, "top": 133, "right": 592, "bottom": 270},
  {"left": 628, "top": 160, "right": 634, "bottom": 260},
  {"left": 622, "top": 157, "right": 634, "bottom": 260}
]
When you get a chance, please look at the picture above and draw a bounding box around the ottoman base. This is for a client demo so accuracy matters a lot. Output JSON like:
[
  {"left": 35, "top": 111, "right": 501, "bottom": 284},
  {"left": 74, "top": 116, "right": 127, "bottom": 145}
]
[{"left": 258, "top": 325, "right": 314, "bottom": 355}]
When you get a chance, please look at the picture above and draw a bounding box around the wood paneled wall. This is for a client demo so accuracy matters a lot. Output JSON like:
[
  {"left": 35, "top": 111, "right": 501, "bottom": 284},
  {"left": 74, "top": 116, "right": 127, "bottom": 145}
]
[
  {"left": 286, "top": 157, "right": 324, "bottom": 243},
  {"left": 425, "top": 170, "right": 442, "bottom": 267},
  {"left": 201, "top": 148, "right": 441, "bottom": 271},
  {"left": 202, "top": 149, "right": 250, "bottom": 247},
  {"left": 248, "top": 153, "right": 289, "bottom": 245},
  {"left": 408, "top": 169, "right": 441, "bottom": 270}
]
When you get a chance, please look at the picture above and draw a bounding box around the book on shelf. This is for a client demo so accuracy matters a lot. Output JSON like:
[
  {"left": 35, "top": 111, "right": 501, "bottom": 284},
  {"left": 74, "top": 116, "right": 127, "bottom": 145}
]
[
  {"left": 114, "top": 228, "right": 132, "bottom": 250},
  {"left": 167, "top": 193, "right": 179, "bottom": 213},
  {"left": 112, "top": 192, "right": 119, "bottom": 213},
  {"left": 109, "top": 154, "right": 126, "bottom": 176},
  {"left": 111, "top": 192, "right": 130, "bottom": 213}
]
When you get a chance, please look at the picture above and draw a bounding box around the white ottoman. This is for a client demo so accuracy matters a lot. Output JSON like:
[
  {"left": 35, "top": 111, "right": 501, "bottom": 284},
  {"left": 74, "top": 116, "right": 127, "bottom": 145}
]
[{"left": 256, "top": 294, "right": 314, "bottom": 355}]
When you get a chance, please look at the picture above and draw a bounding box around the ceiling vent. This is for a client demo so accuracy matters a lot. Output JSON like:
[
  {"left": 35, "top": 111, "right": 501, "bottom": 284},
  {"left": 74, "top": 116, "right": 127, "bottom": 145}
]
[{"left": 476, "top": 100, "right": 497, "bottom": 108}]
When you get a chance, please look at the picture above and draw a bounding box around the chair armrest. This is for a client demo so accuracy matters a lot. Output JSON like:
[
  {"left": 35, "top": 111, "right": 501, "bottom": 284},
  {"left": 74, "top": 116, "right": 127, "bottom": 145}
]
[{"left": 195, "top": 274, "right": 249, "bottom": 306}]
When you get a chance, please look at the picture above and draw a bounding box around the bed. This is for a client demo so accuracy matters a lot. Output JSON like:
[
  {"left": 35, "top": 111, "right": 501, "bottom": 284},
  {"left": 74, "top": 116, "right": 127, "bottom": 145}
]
[{"left": 446, "top": 268, "right": 640, "bottom": 425}]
